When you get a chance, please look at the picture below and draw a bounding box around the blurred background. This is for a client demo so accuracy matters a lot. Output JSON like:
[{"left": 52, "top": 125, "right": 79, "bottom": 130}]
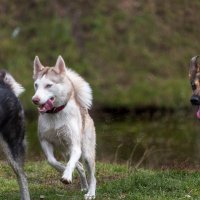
[{"left": 1, "top": 0, "right": 200, "bottom": 169}]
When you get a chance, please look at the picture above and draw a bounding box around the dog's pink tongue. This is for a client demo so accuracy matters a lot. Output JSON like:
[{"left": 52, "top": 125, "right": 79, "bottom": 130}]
[
  {"left": 197, "top": 107, "right": 200, "bottom": 119},
  {"left": 39, "top": 99, "right": 54, "bottom": 113}
]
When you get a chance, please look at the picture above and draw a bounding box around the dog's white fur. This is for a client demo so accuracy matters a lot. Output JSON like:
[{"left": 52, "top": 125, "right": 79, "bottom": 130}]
[
  {"left": 32, "top": 56, "right": 96, "bottom": 199},
  {"left": 4, "top": 72, "right": 25, "bottom": 97}
]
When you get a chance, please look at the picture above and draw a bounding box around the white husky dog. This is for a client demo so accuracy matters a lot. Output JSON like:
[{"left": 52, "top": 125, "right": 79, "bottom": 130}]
[{"left": 32, "top": 56, "right": 96, "bottom": 199}]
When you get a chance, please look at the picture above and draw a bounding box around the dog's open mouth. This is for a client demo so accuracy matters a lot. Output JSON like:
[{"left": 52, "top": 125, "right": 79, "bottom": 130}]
[
  {"left": 38, "top": 97, "right": 55, "bottom": 113},
  {"left": 196, "top": 106, "right": 200, "bottom": 119}
]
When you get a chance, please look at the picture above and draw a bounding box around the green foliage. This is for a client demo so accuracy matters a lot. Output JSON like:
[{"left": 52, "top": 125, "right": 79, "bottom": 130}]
[{"left": 0, "top": 0, "right": 200, "bottom": 110}]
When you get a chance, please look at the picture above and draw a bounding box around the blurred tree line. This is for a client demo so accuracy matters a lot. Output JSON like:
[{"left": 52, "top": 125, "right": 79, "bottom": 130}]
[{"left": 0, "top": 0, "right": 200, "bottom": 113}]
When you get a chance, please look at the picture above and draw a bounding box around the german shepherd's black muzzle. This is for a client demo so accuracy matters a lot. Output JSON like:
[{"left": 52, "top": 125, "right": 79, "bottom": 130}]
[{"left": 190, "top": 95, "right": 200, "bottom": 105}]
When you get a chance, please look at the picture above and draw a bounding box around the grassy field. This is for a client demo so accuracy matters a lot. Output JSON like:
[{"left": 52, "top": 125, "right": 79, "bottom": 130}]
[
  {"left": 1, "top": 1, "right": 200, "bottom": 111},
  {"left": 0, "top": 161, "right": 199, "bottom": 200}
]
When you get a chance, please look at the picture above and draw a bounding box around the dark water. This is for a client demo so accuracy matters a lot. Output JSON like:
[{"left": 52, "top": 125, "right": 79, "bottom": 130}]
[{"left": 26, "top": 111, "right": 200, "bottom": 169}]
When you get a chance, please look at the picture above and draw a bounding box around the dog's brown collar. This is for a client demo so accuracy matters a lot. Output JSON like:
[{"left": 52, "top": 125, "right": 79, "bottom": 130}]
[{"left": 45, "top": 104, "right": 66, "bottom": 114}]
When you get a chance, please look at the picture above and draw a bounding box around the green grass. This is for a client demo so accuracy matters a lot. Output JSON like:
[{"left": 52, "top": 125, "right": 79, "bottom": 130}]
[{"left": 0, "top": 161, "right": 199, "bottom": 199}]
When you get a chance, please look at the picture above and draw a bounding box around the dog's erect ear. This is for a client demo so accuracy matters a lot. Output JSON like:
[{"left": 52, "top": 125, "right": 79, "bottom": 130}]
[
  {"left": 33, "top": 56, "right": 44, "bottom": 77},
  {"left": 54, "top": 55, "right": 66, "bottom": 74},
  {"left": 0, "top": 70, "right": 6, "bottom": 80},
  {"left": 189, "top": 56, "right": 200, "bottom": 80}
]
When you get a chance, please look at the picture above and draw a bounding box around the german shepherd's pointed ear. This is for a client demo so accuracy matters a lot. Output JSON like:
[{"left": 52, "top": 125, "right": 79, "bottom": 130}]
[
  {"left": 189, "top": 56, "right": 200, "bottom": 80},
  {"left": 54, "top": 55, "right": 66, "bottom": 74},
  {"left": 33, "top": 56, "right": 44, "bottom": 79}
]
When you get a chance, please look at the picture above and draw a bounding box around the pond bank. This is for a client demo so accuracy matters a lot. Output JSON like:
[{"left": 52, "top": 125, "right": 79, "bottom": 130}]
[{"left": 22, "top": 107, "right": 200, "bottom": 170}]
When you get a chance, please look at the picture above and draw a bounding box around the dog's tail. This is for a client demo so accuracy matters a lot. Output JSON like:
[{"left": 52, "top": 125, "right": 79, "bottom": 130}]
[
  {"left": 66, "top": 68, "right": 92, "bottom": 109},
  {"left": 0, "top": 70, "right": 25, "bottom": 97}
]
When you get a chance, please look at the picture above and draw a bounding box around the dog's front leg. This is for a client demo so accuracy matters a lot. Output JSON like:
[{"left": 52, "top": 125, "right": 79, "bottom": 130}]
[
  {"left": 41, "top": 140, "right": 65, "bottom": 173},
  {"left": 61, "top": 144, "right": 81, "bottom": 184}
]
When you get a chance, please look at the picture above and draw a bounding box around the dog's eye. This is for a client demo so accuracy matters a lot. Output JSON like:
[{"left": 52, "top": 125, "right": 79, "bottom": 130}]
[
  {"left": 191, "top": 83, "right": 197, "bottom": 90},
  {"left": 34, "top": 83, "right": 38, "bottom": 89},
  {"left": 45, "top": 84, "right": 52, "bottom": 88}
]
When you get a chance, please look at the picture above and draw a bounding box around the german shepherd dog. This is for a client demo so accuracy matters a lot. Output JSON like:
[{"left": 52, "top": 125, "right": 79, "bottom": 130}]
[
  {"left": 32, "top": 56, "right": 96, "bottom": 199},
  {"left": 0, "top": 70, "right": 30, "bottom": 200},
  {"left": 189, "top": 56, "right": 200, "bottom": 118}
]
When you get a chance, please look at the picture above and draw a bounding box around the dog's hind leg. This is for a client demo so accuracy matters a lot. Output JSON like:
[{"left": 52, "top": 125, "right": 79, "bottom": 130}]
[
  {"left": 76, "top": 162, "right": 88, "bottom": 192},
  {"left": 41, "top": 140, "right": 65, "bottom": 173},
  {"left": 84, "top": 156, "right": 96, "bottom": 200},
  {"left": 10, "top": 159, "right": 30, "bottom": 200},
  {"left": 0, "top": 136, "right": 30, "bottom": 200},
  {"left": 82, "top": 120, "right": 96, "bottom": 200}
]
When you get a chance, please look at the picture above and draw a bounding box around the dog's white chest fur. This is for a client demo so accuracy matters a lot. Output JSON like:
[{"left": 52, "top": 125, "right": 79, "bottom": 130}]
[
  {"left": 38, "top": 100, "right": 81, "bottom": 150},
  {"left": 41, "top": 125, "right": 71, "bottom": 149}
]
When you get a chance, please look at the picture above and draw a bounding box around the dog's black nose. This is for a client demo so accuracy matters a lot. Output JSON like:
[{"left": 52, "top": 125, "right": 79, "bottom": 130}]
[{"left": 190, "top": 95, "right": 200, "bottom": 105}]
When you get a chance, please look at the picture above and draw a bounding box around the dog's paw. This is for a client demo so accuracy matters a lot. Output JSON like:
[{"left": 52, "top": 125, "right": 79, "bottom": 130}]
[
  {"left": 60, "top": 176, "right": 72, "bottom": 185},
  {"left": 84, "top": 193, "right": 95, "bottom": 200},
  {"left": 60, "top": 170, "right": 72, "bottom": 184}
]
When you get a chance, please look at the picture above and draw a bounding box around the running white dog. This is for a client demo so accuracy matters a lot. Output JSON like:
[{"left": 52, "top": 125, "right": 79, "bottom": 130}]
[{"left": 32, "top": 56, "right": 96, "bottom": 199}]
